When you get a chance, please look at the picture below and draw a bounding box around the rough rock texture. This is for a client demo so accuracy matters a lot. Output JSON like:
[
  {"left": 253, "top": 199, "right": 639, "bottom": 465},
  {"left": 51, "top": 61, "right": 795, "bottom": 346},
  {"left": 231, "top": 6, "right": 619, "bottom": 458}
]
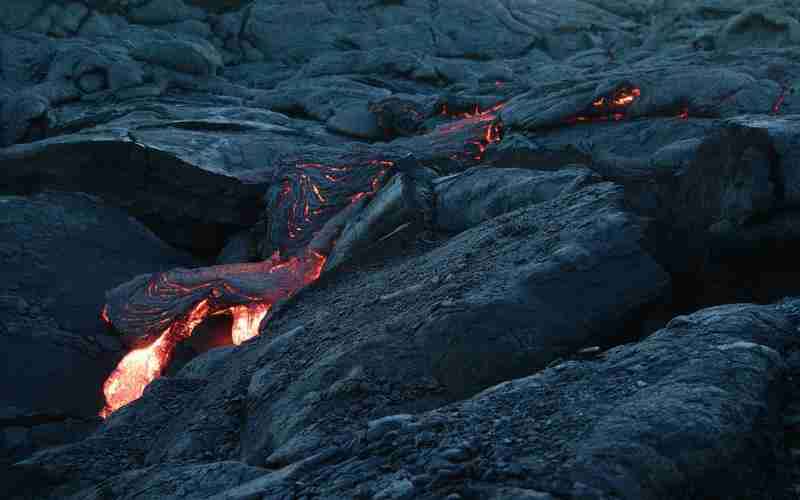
[
  {"left": 6, "top": 1, "right": 800, "bottom": 499},
  {"left": 0, "top": 192, "right": 192, "bottom": 466},
  {"left": 196, "top": 300, "right": 800, "bottom": 500}
]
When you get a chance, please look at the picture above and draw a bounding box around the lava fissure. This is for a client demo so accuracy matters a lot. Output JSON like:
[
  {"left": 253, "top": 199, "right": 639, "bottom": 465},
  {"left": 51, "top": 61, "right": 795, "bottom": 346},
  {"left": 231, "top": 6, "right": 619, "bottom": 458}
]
[
  {"left": 436, "top": 103, "right": 505, "bottom": 163},
  {"left": 565, "top": 86, "right": 642, "bottom": 125}
]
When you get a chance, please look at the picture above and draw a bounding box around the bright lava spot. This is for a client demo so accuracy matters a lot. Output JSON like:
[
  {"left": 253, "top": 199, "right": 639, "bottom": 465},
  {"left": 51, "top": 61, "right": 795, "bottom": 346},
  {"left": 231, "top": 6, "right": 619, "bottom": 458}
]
[
  {"left": 229, "top": 303, "right": 271, "bottom": 345},
  {"left": 100, "top": 250, "right": 328, "bottom": 417},
  {"left": 100, "top": 331, "right": 171, "bottom": 419},
  {"left": 569, "top": 86, "right": 641, "bottom": 124},
  {"left": 437, "top": 103, "right": 504, "bottom": 162},
  {"left": 613, "top": 87, "right": 640, "bottom": 106}
]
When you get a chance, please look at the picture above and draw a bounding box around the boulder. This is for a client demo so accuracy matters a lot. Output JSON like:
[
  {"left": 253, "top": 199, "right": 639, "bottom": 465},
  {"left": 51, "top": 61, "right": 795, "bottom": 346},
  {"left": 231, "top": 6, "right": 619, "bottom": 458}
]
[{"left": 433, "top": 166, "right": 600, "bottom": 233}]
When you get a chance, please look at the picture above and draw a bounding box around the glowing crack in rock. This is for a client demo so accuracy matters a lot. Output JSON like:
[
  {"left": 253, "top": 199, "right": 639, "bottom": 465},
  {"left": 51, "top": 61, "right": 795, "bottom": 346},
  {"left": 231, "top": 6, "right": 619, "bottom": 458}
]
[
  {"left": 99, "top": 104, "right": 507, "bottom": 418},
  {"left": 438, "top": 103, "right": 505, "bottom": 162},
  {"left": 567, "top": 86, "right": 642, "bottom": 124}
]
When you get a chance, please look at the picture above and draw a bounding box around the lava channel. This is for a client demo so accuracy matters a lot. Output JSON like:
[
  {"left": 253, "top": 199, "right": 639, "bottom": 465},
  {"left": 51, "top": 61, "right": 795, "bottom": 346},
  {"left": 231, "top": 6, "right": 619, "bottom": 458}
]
[{"left": 99, "top": 104, "right": 506, "bottom": 418}]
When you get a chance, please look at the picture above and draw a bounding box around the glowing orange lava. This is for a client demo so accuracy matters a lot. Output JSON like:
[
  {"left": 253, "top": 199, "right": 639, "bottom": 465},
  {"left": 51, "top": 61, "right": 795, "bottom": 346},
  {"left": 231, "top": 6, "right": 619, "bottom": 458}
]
[
  {"left": 612, "top": 87, "right": 640, "bottom": 106},
  {"left": 438, "top": 103, "right": 504, "bottom": 162},
  {"left": 100, "top": 329, "right": 171, "bottom": 419},
  {"left": 569, "top": 86, "right": 641, "bottom": 124},
  {"left": 100, "top": 103, "right": 502, "bottom": 418},
  {"left": 229, "top": 303, "right": 271, "bottom": 345},
  {"left": 100, "top": 250, "right": 328, "bottom": 417}
]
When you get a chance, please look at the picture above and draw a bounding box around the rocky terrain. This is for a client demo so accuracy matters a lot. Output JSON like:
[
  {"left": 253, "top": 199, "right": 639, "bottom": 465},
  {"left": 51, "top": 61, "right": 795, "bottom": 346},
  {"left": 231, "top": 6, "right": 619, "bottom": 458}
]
[{"left": 4, "top": 0, "right": 800, "bottom": 498}]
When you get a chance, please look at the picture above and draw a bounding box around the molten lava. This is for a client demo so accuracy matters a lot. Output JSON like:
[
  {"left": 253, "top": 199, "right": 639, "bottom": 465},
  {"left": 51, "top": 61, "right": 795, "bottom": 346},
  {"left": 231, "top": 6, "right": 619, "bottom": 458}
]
[
  {"left": 567, "top": 86, "right": 641, "bottom": 124},
  {"left": 100, "top": 101, "right": 506, "bottom": 418},
  {"left": 438, "top": 103, "right": 504, "bottom": 162},
  {"left": 100, "top": 327, "right": 172, "bottom": 419},
  {"left": 269, "top": 159, "right": 395, "bottom": 257},
  {"left": 229, "top": 303, "right": 272, "bottom": 345},
  {"left": 100, "top": 249, "right": 327, "bottom": 417}
]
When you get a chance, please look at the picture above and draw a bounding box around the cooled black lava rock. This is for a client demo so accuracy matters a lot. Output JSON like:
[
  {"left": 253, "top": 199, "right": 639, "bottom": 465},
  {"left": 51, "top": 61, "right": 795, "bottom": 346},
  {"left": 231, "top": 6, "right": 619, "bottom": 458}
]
[
  {"left": 0, "top": 191, "right": 192, "bottom": 466},
  {"left": 6, "top": 1, "right": 800, "bottom": 499}
]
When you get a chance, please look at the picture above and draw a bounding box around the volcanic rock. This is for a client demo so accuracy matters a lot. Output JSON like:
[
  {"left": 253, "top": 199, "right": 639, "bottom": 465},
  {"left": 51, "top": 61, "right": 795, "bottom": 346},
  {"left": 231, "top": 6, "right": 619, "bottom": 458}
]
[
  {"left": 0, "top": 192, "right": 192, "bottom": 464},
  {"left": 6, "top": 1, "right": 800, "bottom": 499},
  {"left": 27, "top": 299, "right": 800, "bottom": 499},
  {"left": 15, "top": 181, "right": 670, "bottom": 498},
  {"left": 433, "top": 166, "right": 600, "bottom": 233}
]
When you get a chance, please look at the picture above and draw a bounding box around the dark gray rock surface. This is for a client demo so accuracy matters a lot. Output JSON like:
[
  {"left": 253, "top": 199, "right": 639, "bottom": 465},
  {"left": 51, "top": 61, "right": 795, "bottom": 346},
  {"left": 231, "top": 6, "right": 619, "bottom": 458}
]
[
  {"left": 0, "top": 191, "right": 192, "bottom": 467},
  {"left": 11, "top": 182, "right": 672, "bottom": 498},
  {"left": 5, "top": 1, "right": 800, "bottom": 499},
  {"left": 196, "top": 300, "right": 799, "bottom": 500}
]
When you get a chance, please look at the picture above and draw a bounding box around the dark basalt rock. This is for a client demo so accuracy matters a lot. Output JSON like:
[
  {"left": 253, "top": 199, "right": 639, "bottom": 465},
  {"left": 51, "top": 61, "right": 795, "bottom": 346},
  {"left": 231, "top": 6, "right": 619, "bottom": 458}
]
[
  {"left": 6, "top": 1, "right": 800, "bottom": 499},
  {"left": 30, "top": 300, "right": 800, "bottom": 500},
  {"left": 0, "top": 135, "right": 266, "bottom": 256},
  {"left": 13, "top": 182, "right": 670, "bottom": 498},
  {"left": 433, "top": 166, "right": 600, "bottom": 233},
  {"left": 0, "top": 191, "right": 192, "bottom": 467}
]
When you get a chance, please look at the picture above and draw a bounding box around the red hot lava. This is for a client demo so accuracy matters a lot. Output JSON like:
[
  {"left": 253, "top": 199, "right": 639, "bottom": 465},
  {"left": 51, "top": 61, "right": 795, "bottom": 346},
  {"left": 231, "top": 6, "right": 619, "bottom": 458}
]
[
  {"left": 438, "top": 103, "right": 504, "bottom": 162},
  {"left": 100, "top": 249, "right": 326, "bottom": 418},
  {"left": 101, "top": 156, "right": 388, "bottom": 417},
  {"left": 567, "top": 86, "right": 641, "bottom": 124},
  {"left": 100, "top": 102, "right": 506, "bottom": 418}
]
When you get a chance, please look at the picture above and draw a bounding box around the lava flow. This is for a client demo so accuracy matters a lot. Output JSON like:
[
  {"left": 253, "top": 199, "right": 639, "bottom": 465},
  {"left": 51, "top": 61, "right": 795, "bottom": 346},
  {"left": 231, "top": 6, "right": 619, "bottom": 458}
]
[
  {"left": 438, "top": 103, "right": 504, "bottom": 162},
  {"left": 100, "top": 249, "right": 327, "bottom": 417},
  {"left": 100, "top": 102, "right": 506, "bottom": 418},
  {"left": 567, "top": 86, "right": 641, "bottom": 124},
  {"left": 100, "top": 332, "right": 171, "bottom": 419},
  {"left": 100, "top": 157, "right": 383, "bottom": 417}
]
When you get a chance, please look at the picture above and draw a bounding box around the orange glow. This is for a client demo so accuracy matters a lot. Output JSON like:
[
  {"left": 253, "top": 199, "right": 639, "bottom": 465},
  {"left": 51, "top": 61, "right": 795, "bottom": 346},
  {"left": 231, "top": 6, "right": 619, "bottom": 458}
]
[
  {"left": 100, "top": 100, "right": 508, "bottom": 417},
  {"left": 303, "top": 250, "right": 326, "bottom": 283},
  {"left": 438, "top": 103, "right": 504, "bottom": 162},
  {"left": 310, "top": 183, "right": 326, "bottom": 203},
  {"left": 567, "top": 86, "right": 641, "bottom": 124},
  {"left": 229, "top": 303, "right": 271, "bottom": 345},
  {"left": 100, "top": 250, "right": 328, "bottom": 417},
  {"left": 349, "top": 191, "right": 367, "bottom": 203},
  {"left": 613, "top": 87, "right": 640, "bottom": 106},
  {"left": 100, "top": 328, "right": 171, "bottom": 419},
  {"left": 282, "top": 161, "right": 373, "bottom": 242}
]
